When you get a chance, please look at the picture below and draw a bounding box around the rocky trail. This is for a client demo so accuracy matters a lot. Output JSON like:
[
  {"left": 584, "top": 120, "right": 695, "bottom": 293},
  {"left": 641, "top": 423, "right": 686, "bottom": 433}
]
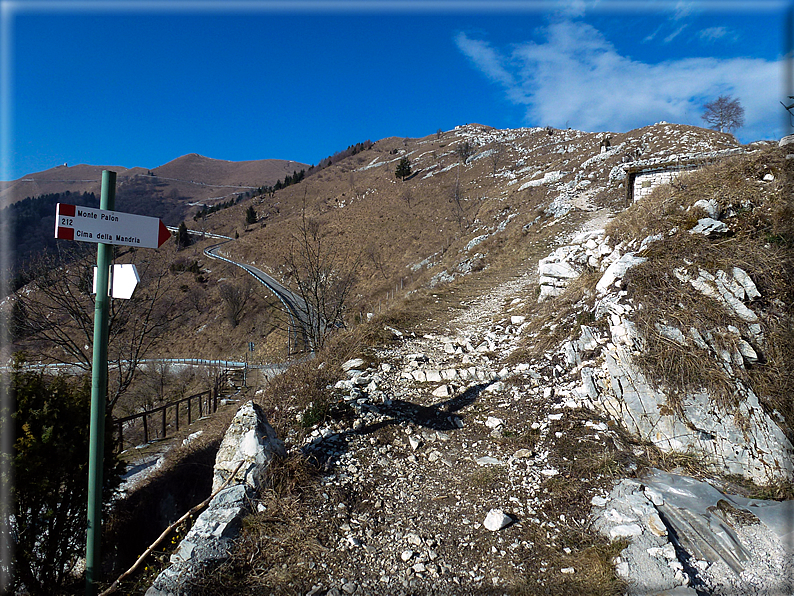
[
  {"left": 149, "top": 197, "right": 794, "bottom": 596},
  {"left": 145, "top": 134, "right": 794, "bottom": 596},
  {"left": 282, "top": 214, "right": 793, "bottom": 596}
]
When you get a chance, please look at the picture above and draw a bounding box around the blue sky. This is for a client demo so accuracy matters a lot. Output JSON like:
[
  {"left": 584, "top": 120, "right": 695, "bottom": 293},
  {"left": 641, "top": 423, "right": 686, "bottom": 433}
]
[{"left": 2, "top": 0, "right": 791, "bottom": 180}]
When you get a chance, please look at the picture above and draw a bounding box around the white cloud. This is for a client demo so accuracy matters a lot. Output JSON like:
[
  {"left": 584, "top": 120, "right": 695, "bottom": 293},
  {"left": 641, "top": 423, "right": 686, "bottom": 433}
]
[
  {"left": 455, "top": 32, "right": 515, "bottom": 88},
  {"left": 698, "top": 26, "right": 730, "bottom": 42},
  {"left": 455, "top": 20, "right": 783, "bottom": 142},
  {"left": 672, "top": 0, "right": 698, "bottom": 21},
  {"left": 644, "top": 24, "right": 663, "bottom": 43},
  {"left": 663, "top": 24, "right": 687, "bottom": 43}
]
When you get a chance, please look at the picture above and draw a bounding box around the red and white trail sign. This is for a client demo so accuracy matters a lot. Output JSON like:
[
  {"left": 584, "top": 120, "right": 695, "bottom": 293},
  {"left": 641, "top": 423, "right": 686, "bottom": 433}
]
[{"left": 55, "top": 203, "right": 170, "bottom": 249}]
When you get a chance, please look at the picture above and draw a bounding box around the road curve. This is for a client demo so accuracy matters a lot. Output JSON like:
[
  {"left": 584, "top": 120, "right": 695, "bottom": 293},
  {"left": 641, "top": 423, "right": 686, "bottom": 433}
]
[{"left": 204, "top": 241, "right": 314, "bottom": 354}]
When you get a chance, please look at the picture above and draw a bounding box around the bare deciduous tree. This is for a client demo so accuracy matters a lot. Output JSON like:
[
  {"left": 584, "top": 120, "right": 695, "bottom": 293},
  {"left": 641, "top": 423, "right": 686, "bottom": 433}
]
[
  {"left": 14, "top": 247, "right": 185, "bottom": 413},
  {"left": 284, "top": 204, "right": 360, "bottom": 351},
  {"left": 456, "top": 140, "right": 475, "bottom": 165},
  {"left": 449, "top": 179, "right": 470, "bottom": 231},
  {"left": 489, "top": 141, "right": 506, "bottom": 176},
  {"left": 400, "top": 188, "right": 413, "bottom": 209},
  {"left": 702, "top": 94, "right": 745, "bottom": 133},
  {"left": 365, "top": 244, "right": 389, "bottom": 280},
  {"left": 219, "top": 278, "right": 253, "bottom": 328}
]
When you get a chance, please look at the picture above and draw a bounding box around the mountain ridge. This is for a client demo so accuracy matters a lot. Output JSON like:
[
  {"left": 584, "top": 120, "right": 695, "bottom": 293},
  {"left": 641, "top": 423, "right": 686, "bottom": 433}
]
[{"left": 0, "top": 154, "right": 311, "bottom": 209}]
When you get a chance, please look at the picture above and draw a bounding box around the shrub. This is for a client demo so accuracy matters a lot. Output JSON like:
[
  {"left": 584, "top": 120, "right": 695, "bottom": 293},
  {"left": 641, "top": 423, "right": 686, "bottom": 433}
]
[{"left": 6, "top": 356, "right": 123, "bottom": 594}]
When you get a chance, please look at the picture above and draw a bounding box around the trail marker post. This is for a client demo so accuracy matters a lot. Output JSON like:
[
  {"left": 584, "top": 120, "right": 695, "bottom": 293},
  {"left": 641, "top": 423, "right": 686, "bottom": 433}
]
[
  {"left": 52, "top": 170, "right": 170, "bottom": 594},
  {"left": 55, "top": 203, "right": 170, "bottom": 249},
  {"left": 85, "top": 170, "right": 114, "bottom": 595}
]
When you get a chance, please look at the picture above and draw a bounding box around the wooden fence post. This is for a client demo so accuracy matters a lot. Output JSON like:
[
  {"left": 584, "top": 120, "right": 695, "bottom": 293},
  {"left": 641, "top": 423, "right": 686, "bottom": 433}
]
[
  {"left": 161, "top": 407, "right": 167, "bottom": 440},
  {"left": 142, "top": 414, "right": 149, "bottom": 444}
]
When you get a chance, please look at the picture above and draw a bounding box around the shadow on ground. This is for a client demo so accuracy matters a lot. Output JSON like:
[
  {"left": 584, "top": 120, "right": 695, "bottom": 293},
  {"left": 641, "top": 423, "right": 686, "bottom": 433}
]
[{"left": 302, "top": 382, "right": 492, "bottom": 470}]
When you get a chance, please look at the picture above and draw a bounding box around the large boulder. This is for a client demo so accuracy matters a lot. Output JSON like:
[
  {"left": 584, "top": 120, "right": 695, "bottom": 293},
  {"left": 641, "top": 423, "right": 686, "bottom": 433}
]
[
  {"left": 148, "top": 401, "right": 284, "bottom": 595},
  {"left": 212, "top": 400, "right": 286, "bottom": 493}
]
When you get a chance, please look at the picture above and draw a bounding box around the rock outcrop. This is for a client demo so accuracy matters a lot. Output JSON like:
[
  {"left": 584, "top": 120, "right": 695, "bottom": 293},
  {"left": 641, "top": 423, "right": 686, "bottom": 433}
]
[
  {"left": 539, "top": 229, "right": 794, "bottom": 483},
  {"left": 212, "top": 399, "right": 286, "bottom": 493},
  {"left": 592, "top": 470, "right": 794, "bottom": 595},
  {"left": 147, "top": 401, "right": 284, "bottom": 596}
]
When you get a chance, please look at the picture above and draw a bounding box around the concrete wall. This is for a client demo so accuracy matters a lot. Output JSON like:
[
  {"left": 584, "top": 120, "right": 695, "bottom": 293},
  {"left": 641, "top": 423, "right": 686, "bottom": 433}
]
[{"left": 632, "top": 166, "right": 698, "bottom": 202}]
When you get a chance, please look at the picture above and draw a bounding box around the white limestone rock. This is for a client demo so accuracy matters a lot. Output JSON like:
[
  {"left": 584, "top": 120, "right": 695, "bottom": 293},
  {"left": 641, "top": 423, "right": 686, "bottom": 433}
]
[
  {"left": 690, "top": 199, "right": 721, "bottom": 219},
  {"left": 596, "top": 253, "right": 647, "bottom": 295},
  {"left": 732, "top": 267, "right": 760, "bottom": 300},
  {"left": 485, "top": 416, "right": 504, "bottom": 429},
  {"left": 483, "top": 509, "right": 512, "bottom": 531},
  {"left": 610, "top": 523, "right": 643, "bottom": 539},
  {"left": 212, "top": 401, "right": 285, "bottom": 493},
  {"left": 425, "top": 370, "right": 443, "bottom": 383},
  {"left": 476, "top": 456, "right": 502, "bottom": 466},
  {"left": 432, "top": 384, "right": 453, "bottom": 398},
  {"left": 675, "top": 268, "right": 758, "bottom": 323},
  {"left": 593, "top": 338, "right": 793, "bottom": 483},
  {"left": 342, "top": 357, "right": 365, "bottom": 372},
  {"left": 689, "top": 217, "right": 728, "bottom": 237}
]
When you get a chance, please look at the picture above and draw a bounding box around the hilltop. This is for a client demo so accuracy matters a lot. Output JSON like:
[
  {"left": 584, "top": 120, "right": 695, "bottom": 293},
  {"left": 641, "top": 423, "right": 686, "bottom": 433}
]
[
  {"left": 8, "top": 121, "right": 793, "bottom": 596},
  {"left": 197, "top": 122, "right": 741, "bottom": 321},
  {"left": 0, "top": 154, "right": 309, "bottom": 211}
]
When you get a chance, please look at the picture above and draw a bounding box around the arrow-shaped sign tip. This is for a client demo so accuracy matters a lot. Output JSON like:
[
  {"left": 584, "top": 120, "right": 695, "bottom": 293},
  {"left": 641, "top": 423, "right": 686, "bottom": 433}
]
[{"left": 158, "top": 220, "right": 170, "bottom": 248}]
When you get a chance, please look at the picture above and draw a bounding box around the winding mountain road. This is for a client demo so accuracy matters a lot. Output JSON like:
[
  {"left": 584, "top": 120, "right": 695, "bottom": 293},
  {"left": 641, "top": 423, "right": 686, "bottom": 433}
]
[{"left": 203, "top": 241, "right": 314, "bottom": 355}]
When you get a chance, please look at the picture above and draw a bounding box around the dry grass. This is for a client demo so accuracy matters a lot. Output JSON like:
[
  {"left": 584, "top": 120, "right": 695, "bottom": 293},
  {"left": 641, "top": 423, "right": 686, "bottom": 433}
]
[
  {"left": 511, "top": 521, "right": 629, "bottom": 596},
  {"left": 615, "top": 147, "right": 794, "bottom": 426},
  {"left": 188, "top": 454, "right": 332, "bottom": 595},
  {"left": 606, "top": 146, "right": 791, "bottom": 245},
  {"left": 507, "top": 265, "right": 604, "bottom": 364},
  {"left": 468, "top": 465, "right": 508, "bottom": 489},
  {"left": 721, "top": 475, "right": 794, "bottom": 501},
  {"left": 254, "top": 355, "right": 344, "bottom": 444}
]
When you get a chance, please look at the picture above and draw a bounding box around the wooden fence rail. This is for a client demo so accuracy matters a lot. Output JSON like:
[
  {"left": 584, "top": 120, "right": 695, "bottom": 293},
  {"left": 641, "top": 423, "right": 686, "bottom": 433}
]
[{"left": 115, "top": 372, "right": 228, "bottom": 452}]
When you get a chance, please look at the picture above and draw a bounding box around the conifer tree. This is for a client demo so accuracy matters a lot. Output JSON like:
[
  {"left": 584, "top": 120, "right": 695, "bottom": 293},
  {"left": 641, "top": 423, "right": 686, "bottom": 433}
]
[
  {"left": 176, "top": 221, "right": 191, "bottom": 249},
  {"left": 395, "top": 157, "right": 412, "bottom": 181}
]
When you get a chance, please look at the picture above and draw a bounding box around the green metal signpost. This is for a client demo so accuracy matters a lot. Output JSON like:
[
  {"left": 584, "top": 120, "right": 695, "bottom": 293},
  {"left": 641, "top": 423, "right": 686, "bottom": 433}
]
[
  {"left": 54, "top": 170, "right": 170, "bottom": 594},
  {"left": 85, "top": 170, "right": 114, "bottom": 595}
]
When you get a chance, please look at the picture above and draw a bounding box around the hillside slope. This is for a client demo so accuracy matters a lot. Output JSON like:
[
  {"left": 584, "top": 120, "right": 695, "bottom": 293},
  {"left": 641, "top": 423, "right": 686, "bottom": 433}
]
[
  {"left": 100, "top": 125, "right": 793, "bottom": 596},
  {"left": 11, "top": 122, "right": 792, "bottom": 595},
  {"left": 199, "top": 122, "right": 739, "bottom": 314},
  {"left": 182, "top": 135, "right": 791, "bottom": 596}
]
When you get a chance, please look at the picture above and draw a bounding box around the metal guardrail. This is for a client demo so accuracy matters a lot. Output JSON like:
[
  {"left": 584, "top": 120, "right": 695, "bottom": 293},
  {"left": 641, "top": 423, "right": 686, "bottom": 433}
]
[
  {"left": 7, "top": 358, "right": 286, "bottom": 373},
  {"left": 165, "top": 226, "right": 233, "bottom": 241},
  {"left": 203, "top": 241, "right": 309, "bottom": 355}
]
